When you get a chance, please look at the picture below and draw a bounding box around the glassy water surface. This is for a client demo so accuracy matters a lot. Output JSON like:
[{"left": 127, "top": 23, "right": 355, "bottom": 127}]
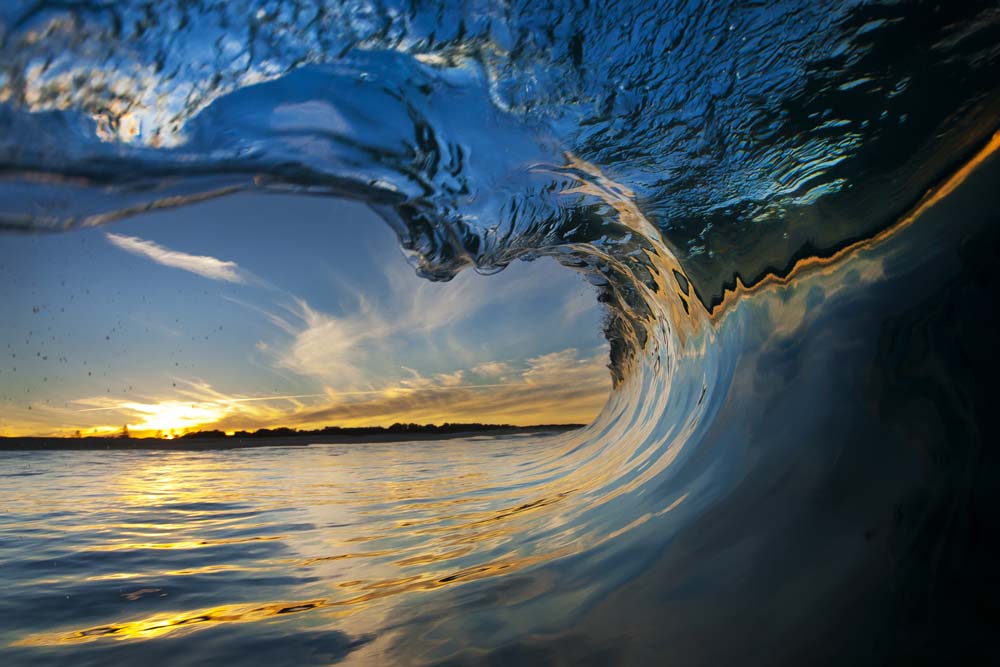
[{"left": 2, "top": 434, "right": 608, "bottom": 663}]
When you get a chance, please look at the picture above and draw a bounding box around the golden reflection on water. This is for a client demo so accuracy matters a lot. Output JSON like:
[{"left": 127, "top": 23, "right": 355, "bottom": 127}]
[
  {"left": 7, "top": 433, "right": 684, "bottom": 649},
  {"left": 14, "top": 546, "right": 575, "bottom": 648},
  {"left": 83, "top": 564, "right": 253, "bottom": 582},
  {"left": 88, "top": 535, "right": 287, "bottom": 551},
  {"left": 14, "top": 599, "right": 331, "bottom": 646}
]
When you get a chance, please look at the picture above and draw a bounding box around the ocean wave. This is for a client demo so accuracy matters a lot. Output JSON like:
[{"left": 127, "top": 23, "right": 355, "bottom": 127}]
[{"left": 2, "top": 1, "right": 1000, "bottom": 663}]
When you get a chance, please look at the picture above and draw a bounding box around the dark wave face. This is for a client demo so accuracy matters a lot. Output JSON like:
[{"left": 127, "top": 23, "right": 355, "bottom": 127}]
[{"left": 2, "top": 1, "right": 1000, "bottom": 664}]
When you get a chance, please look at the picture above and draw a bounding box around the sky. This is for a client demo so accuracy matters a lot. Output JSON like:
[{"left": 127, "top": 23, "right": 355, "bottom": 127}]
[{"left": 0, "top": 193, "right": 610, "bottom": 437}]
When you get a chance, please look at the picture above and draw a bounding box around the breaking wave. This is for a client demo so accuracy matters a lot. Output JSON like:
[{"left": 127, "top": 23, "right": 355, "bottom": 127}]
[{"left": 2, "top": 1, "right": 1000, "bottom": 663}]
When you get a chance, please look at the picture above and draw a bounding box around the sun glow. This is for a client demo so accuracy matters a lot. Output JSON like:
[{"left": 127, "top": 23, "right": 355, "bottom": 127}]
[
  {"left": 2, "top": 352, "right": 610, "bottom": 438},
  {"left": 107, "top": 400, "right": 228, "bottom": 437}
]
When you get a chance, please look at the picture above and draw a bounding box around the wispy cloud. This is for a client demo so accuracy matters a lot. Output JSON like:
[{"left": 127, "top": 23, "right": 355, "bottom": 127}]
[
  {"left": 256, "top": 256, "right": 603, "bottom": 394},
  {"left": 105, "top": 233, "right": 248, "bottom": 283},
  {"left": 3, "top": 347, "right": 609, "bottom": 437},
  {"left": 216, "top": 348, "right": 610, "bottom": 430},
  {"left": 3, "top": 244, "right": 611, "bottom": 436},
  {"left": 267, "top": 297, "right": 390, "bottom": 388},
  {"left": 472, "top": 361, "right": 512, "bottom": 378},
  {"left": 214, "top": 347, "right": 610, "bottom": 430}
]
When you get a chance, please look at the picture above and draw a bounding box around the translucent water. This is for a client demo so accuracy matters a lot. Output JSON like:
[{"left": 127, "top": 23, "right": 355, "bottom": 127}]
[{"left": 2, "top": 1, "right": 1000, "bottom": 663}]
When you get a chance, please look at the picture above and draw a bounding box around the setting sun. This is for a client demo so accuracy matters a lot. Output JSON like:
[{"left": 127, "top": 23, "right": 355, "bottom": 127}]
[{"left": 94, "top": 401, "right": 228, "bottom": 438}]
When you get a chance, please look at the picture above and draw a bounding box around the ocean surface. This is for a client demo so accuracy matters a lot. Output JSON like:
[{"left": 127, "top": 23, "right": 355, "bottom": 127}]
[
  {"left": 3, "top": 0, "right": 1000, "bottom": 664},
  {"left": 3, "top": 435, "right": 620, "bottom": 664}
]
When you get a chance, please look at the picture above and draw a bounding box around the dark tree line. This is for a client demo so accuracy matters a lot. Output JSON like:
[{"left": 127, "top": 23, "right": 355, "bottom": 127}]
[{"left": 178, "top": 422, "right": 582, "bottom": 439}]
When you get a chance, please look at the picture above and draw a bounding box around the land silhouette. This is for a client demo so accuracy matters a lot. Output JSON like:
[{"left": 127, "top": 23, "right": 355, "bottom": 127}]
[{"left": 0, "top": 422, "right": 585, "bottom": 450}]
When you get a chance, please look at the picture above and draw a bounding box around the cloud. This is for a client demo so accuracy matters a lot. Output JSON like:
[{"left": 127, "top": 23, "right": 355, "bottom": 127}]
[
  {"left": 51, "top": 380, "right": 331, "bottom": 436},
  {"left": 210, "top": 348, "right": 611, "bottom": 431},
  {"left": 522, "top": 349, "right": 605, "bottom": 386},
  {"left": 561, "top": 284, "right": 603, "bottom": 325},
  {"left": 266, "top": 297, "right": 390, "bottom": 388},
  {"left": 3, "top": 347, "right": 609, "bottom": 437},
  {"left": 436, "top": 370, "right": 465, "bottom": 387},
  {"left": 257, "top": 255, "right": 603, "bottom": 394},
  {"left": 105, "top": 233, "right": 248, "bottom": 283},
  {"left": 472, "top": 361, "right": 512, "bottom": 377},
  {"left": 255, "top": 276, "right": 479, "bottom": 392}
]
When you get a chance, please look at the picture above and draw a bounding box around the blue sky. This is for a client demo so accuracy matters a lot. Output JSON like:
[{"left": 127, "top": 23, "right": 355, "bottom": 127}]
[{"left": 0, "top": 193, "right": 609, "bottom": 436}]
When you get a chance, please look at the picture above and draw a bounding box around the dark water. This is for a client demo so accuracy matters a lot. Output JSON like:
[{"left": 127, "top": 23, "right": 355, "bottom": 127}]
[{"left": 2, "top": 0, "right": 1000, "bottom": 664}]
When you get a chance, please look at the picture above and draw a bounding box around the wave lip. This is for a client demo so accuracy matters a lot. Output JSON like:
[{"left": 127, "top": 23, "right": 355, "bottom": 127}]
[{"left": 3, "top": 1, "right": 999, "bottom": 298}]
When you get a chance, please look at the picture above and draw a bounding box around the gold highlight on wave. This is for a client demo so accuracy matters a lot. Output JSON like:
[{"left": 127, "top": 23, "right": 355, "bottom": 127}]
[
  {"left": 708, "top": 127, "right": 1000, "bottom": 321},
  {"left": 13, "top": 599, "right": 331, "bottom": 647},
  {"left": 8, "top": 438, "right": 693, "bottom": 649}
]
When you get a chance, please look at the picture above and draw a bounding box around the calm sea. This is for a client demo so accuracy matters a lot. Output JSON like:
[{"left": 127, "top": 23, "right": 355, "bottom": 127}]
[{"left": 1, "top": 435, "right": 585, "bottom": 665}]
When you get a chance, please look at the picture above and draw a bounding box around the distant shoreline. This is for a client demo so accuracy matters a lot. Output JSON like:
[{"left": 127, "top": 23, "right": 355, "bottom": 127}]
[{"left": 0, "top": 425, "right": 584, "bottom": 451}]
